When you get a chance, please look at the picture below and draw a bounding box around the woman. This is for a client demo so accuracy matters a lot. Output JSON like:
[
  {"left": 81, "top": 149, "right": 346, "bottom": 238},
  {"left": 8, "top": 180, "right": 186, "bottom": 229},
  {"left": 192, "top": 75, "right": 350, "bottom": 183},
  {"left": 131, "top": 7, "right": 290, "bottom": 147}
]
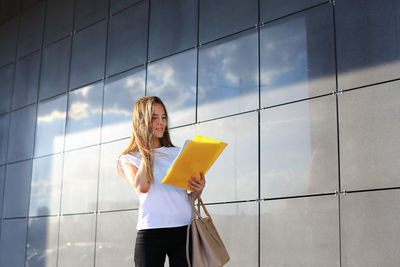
[{"left": 116, "top": 96, "right": 205, "bottom": 267}]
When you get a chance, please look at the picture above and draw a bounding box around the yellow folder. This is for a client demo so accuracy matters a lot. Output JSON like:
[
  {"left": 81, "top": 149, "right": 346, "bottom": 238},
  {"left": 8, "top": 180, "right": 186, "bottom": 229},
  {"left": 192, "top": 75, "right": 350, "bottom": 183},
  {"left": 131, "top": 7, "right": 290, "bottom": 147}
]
[{"left": 162, "top": 135, "right": 228, "bottom": 191}]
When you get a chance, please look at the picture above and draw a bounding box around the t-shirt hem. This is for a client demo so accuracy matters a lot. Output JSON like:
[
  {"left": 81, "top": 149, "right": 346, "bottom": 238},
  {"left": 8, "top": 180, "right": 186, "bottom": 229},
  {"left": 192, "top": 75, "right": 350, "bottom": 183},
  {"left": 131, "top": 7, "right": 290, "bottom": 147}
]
[{"left": 137, "top": 222, "right": 191, "bottom": 231}]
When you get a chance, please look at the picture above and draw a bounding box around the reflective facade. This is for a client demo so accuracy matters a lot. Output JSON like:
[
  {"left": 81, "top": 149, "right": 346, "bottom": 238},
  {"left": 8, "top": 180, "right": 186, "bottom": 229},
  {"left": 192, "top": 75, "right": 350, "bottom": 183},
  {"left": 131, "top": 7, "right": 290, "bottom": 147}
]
[{"left": 0, "top": 0, "right": 399, "bottom": 266}]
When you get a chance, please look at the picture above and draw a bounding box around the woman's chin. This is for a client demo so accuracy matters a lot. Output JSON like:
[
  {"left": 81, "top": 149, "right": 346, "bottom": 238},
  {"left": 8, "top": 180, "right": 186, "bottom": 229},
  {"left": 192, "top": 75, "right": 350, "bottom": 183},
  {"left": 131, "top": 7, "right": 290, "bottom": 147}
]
[{"left": 154, "top": 132, "right": 164, "bottom": 139}]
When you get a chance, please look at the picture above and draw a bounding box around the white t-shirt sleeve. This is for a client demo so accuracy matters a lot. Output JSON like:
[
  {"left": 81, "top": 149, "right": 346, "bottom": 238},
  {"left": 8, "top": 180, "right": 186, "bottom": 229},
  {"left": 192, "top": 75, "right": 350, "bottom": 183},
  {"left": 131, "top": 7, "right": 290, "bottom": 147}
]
[{"left": 117, "top": 153, "right": 142, "bottom": 176}]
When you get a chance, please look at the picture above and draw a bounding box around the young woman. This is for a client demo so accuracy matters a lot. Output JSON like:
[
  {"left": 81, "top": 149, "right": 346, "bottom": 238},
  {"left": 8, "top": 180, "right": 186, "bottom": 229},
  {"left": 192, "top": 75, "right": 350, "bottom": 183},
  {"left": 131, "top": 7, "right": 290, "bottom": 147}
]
[{"left": 116, "top": 96, "right": 205, "bottom": 267}]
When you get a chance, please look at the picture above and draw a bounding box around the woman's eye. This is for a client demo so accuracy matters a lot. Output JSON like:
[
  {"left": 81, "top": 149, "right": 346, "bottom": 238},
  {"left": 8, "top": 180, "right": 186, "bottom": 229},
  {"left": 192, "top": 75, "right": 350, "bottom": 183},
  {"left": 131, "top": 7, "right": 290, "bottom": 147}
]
[{"left": 152, "top": 116, "right": 166, "bottom": 121}]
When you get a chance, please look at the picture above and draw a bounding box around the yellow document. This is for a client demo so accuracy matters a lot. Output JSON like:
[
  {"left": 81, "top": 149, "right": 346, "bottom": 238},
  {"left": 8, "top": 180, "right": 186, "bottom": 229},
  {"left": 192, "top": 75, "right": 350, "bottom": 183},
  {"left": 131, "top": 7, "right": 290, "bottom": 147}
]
[{"left": 162, "top": 135, "right": 228, "bottom": 191}]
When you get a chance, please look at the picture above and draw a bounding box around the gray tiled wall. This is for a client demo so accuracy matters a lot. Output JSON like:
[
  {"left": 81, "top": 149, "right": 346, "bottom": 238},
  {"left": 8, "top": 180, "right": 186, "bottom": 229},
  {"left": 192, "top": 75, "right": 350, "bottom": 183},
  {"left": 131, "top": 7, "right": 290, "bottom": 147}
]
[{"left": 0, "top": 0, "right": 399, "bottom": 266}]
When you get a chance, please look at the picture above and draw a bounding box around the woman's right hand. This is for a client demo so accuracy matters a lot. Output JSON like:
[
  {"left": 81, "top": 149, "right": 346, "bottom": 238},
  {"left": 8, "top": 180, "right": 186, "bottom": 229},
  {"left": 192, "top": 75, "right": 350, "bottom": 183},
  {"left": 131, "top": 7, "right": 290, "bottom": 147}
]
[{"left": 188, "top": 171, "right": 206, "bottom": 199}]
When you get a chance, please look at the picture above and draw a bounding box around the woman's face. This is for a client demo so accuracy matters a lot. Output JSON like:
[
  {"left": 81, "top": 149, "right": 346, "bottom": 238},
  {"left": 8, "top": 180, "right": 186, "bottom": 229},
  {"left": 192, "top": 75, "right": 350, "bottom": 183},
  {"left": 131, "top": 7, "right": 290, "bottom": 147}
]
[{"left": 151, "top": 103, "right": 167, "bottom": 138}]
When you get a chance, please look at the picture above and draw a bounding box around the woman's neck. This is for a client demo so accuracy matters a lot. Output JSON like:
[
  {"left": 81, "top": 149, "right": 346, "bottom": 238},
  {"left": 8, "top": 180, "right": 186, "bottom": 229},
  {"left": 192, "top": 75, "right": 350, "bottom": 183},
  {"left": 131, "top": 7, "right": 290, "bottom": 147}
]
[{"left": 151, "top": 138, "right": 161, "bottom": 148}]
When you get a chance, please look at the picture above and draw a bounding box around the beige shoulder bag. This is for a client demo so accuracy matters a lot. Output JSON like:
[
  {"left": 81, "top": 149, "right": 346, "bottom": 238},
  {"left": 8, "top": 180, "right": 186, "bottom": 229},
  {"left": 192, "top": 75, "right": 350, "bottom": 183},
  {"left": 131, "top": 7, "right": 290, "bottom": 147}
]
[{"left": 186, "top": 194, "right": 230, "bottom": 267}]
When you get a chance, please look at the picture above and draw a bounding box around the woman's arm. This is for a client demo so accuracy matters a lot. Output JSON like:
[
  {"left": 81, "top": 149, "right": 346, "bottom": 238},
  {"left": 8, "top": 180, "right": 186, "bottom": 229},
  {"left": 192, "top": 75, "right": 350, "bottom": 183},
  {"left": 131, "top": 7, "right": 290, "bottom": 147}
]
[
  {"left": 121, "top": 160, "right": 151, "bottom": 193},
  {"left": 188, "top": 171, "right": 206, "bottom": 199}
]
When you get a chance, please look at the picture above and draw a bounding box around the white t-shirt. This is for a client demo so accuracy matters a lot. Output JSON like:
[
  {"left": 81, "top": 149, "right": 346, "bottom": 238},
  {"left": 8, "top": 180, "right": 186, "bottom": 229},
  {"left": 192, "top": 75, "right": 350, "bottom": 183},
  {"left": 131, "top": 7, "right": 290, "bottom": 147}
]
[{"left": 117, "top": 146, "right": 192, "bottom": 230}]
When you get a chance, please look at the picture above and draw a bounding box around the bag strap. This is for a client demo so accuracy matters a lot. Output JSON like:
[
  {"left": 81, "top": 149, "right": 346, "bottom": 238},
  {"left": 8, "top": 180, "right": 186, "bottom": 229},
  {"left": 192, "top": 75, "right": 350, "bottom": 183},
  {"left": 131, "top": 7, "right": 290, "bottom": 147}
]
[
  {"left": 186, "top": 221, "right": 192, "bottom": 267},
  {"left": 186, "top": 193, "right": 196, "bottom": 267},
  {"left": 189, "top": 193, "right": 200, "bottom": 219},
  {"left": 189, "top": 193, "right": 211, "bottom": 220},
  {"left": 197, "top": 197, "right": 211, "bottom": 218},
  {"left": 186, "top": 194, "right": 222, "bottom": 267}
]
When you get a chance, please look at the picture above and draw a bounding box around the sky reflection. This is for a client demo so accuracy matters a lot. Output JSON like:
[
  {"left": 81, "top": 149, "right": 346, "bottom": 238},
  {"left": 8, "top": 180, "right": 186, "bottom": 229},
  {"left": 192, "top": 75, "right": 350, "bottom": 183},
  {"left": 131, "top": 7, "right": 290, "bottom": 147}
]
[
  {"left": 35, "top": 94, "right": 67, "bottom": 157},
  {"left": 198, "top": 29, "right": 258, "bottom": 121},
  {"left": 147, "top": 49, "right": 196, "bottom": 127}
]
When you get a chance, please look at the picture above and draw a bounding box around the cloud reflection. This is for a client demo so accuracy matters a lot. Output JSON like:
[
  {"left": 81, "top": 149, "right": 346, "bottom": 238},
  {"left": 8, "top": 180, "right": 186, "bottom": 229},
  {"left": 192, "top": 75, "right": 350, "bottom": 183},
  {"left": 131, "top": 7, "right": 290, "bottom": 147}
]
[
  {"left": 102, "top": 68, "right": 145, "bottom": 142},
  {"left": 35, "top": 95, "right": 67, "bottom": 157},
  {"left": 69, "top": 102, "right": 89, "bottom": 120},
  {"left": 30, "top": 154, "right": 63, "bottom": 216},
  {"left": 260, "top": 9, "right": 336, "bottom": 107},
  {"left": 198, "top": 29, "right": 258, "bottom": 121},
  {"left": 37, "top": 110, "right": 66, "bottom": 124},
  {"left": 147, "top": 49, "right": 197, "bottom": 127}
]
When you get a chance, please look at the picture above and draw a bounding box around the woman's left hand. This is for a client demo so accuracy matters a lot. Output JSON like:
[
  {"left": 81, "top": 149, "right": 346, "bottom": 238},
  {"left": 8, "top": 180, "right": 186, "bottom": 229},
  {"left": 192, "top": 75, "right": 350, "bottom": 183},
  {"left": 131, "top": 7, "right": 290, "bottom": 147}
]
[{"left": 189, "top": 172, "right": 206, "bottom": 199}]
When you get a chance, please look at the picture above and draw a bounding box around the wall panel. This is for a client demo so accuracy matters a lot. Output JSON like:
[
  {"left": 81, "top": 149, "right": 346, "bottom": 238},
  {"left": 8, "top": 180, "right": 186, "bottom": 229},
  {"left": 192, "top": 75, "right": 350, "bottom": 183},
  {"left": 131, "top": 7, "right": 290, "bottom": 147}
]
[{"left": 0, "top": 1, "right": 398, "bottom": 266}]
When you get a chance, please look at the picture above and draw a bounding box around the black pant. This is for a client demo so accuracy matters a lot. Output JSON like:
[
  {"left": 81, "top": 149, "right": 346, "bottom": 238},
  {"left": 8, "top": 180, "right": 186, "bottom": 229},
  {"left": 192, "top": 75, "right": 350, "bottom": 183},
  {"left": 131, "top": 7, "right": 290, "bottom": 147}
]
[{"left": 134, "top": 225, "right": 190, "bottom": 267}]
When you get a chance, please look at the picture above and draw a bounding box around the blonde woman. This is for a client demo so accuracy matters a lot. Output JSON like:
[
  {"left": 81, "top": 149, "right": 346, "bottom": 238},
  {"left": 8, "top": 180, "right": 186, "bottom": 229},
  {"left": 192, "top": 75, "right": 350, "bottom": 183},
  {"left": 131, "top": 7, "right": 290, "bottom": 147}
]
[{"left": 117, "top": 96, "right": 205, "bottom": 267}]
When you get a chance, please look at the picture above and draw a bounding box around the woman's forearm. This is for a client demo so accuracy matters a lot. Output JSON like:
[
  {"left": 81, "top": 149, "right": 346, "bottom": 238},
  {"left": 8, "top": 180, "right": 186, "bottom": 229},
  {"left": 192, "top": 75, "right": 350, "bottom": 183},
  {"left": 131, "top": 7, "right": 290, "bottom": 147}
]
[
  {"left": 121, "top": 160, "right": 151, "bottom": 193},
  {"left": 133, "top": 160, "right": 151, "bottom": 193}
]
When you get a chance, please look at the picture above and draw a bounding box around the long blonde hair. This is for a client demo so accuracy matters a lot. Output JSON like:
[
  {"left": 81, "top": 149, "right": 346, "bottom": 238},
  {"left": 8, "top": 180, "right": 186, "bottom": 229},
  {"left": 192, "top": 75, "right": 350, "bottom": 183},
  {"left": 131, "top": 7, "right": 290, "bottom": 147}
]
[{"left": 117, "top": 96, "right": 174, "bottom": 183}]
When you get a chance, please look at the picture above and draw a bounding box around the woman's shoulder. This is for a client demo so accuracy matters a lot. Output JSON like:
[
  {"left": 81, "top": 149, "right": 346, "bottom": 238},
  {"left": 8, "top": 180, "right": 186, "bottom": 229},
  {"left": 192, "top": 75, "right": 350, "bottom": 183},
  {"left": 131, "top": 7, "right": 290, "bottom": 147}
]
[
  {"left": 118, "top": 152, "right": 141, "bottom": 163},
  {"left": 118, "top": 152, "right": 142, "bottom": 169},
  {"left": 167, "top": 146, "right": 180, "bottom": 151},
  {"left": 155, "top": 146, "right": 180, "bottom": 157},
  {"left": 155, "top": 146, "right": 179, "bottom": 150},
  {"left": 163, "top": 146, "right": 180, "bottom": 153}
]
